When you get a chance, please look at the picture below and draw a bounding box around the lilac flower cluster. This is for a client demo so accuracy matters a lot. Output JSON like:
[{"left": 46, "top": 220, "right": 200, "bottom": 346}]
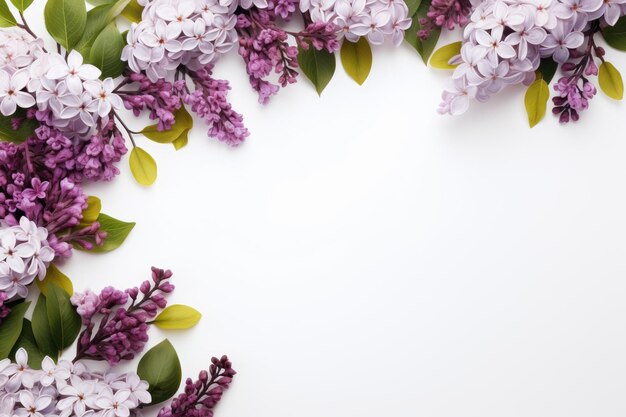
[
  {"left": 419, "top": 0, "right": 473, "bottom": 39},
  {"left": 0, "top": 348, "right": 150, "bottom": 417},
  {"left": 301, "top": 0, "right": 412, "bottom": 46},
  {"left": 437, "top": 0, "right": 625, "bottom": 118},
  {"left": 236, "top": 6, "right": 339, "bottom": 103},
  {"left": 72, "top": 267, "right": 174, "bottom": 365},
  {"left": 122, "top": 0, "right": 239, "bottom": 82},
  {"left": 0, "top": 141, "right": 107, "bottom": 259},
  {"left": 157, "top": 356, "right": 236, "bottom": 417},
  {"left": 0, "top": 218, "right": 54, "bottom": 300},
  {"left": 0, "top": 27, "right": 123, "bottom": 139}
]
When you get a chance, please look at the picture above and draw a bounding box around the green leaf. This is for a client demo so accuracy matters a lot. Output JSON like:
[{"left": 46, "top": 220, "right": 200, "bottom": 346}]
[
  {"left": 598, "top": 61, "right": 624, "bottom": 100},
  {"left": 137, "top": 339, "right": 182, "bottom": 404},
  {"left": 121, "top": 0, "right": 142, "bottom": 22},
  {"left": 82, "top": 196, "right": 102, "bottom": 224},
  {"left": 297, "top": 46, "right": 336, "bottom": 95},
  {"left": 0, "top": 302, "right": 30, "bottom": 359},
  {"left": 430, "top": 41, "right": 461, "bottom": 69},
  {"left": 75, "top": 2, "right": 125, "bottom": 57},
  {"left": 403, "top": 0, "right": 422, "bottom": 17},
  {"left": 537, "top": 58, "right": 558, "bottom": 84},
  {"left": 31, "top": 296, "right": 58, "bottom": 361},
  {"left": 602, "top": 17, "right": 626, "bottom": 51},
  {"left": 46, "top": 283, "right": 80, "bottom": 351},
  {"left": 524, "top": 78, "right": 549, "bottom": 128},
  {"left": 142, "top": 107, "right": 193, "bottom": 144},
  {"left": 89, "top": 23, "right": 125, "bottom": 78},
  {"left": 340, "top": 37, "right": 372, "bottom": 86},
  {"left": 154, "top": 305, "right": 202, "bottom": 330},
  {"left": 10, "top": 320, "right": 45, "bottom": 369},
  {"left": 37, "top": 264, "right": 74, "bottom": 296},
  {"left": 44, "top": 0, "right": 87, "bottom": 50},
  {"left": 89, "top": 213, "right": 135, "bottom": 253},
  {"left": 172, "top": 133, "right": 188, "bottom": 150},
  {"left": 129, "top": 147, "right": 157, "bottom": 186},
  {"left": 0, "top": 109, "right": 38, "bottom": 143},
  {"left": 404, "top": 0, "right": 440, "bottom": 64},
  {"left": 0, "top": 0, "right": 16, "bottom": 27},
  {"left": 10, "top": 0, "right": 33, "bottom": 12}
]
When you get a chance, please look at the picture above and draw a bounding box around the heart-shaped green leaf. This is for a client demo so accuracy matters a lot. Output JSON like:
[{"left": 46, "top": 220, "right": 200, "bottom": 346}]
[
  {"left": 137, "top": 339, "right": 182, "bottom": 404},
  {"left": 46, "top": 283, "right": 81, "bottom": 351},
  {"left": 340, "top": 37, "right": 372, "bottom": 86},
  {"left": 89, "top": 23, "right": 125, "bottom": 78},
  {"left": 404, "top": 0, "right": 440, "bottom": 64},
  {"left": 37, "top": 264, "right": 73, "bottom": 296},
  {"left": 87, "top": 213, "right": 135, "bottom": 253},
  {"left": 10, "top": 320, "right": 45, "bottom": 369},
  {"left": 599, "top": 61, "right": 624, "bottom": 100},
  {"left": 154, "top": 305, "right": 202, "bottom": 330},
  {"left": 44, "top": 0, "right": 87, "bottom": 50},
  {"left": 31, "top": 295, "right": 58, "bottom": 361},
  {"left": 0, "top": 301, "right": 30, "bottom": 359},
  {"left": 430, "top": 42, "right": 461, "bottom": 69},
  {"left": 129, "top": 147, "right": 157, "bottom": 186},
  {"left": 297, "top": 46, "right": 336, "bottom": 95},
  {"left": 142, "top": 107, "right": 193, "bottom": 144}
]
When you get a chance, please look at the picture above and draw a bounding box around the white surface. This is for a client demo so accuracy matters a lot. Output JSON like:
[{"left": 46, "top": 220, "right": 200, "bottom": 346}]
[{"left": 22, "top": 4, "right": 626, "bottom": 416}]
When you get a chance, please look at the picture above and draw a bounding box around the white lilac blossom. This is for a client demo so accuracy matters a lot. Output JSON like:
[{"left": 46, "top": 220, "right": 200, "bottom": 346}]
[
  {"left": 301, "top": 0, "right": 412, "bottom": 46},
  {"left": 437, "top": 0, "right": 625, "bottom": 115},
  {"left": 121, "top": 0, "right": 239, "bottom": 82},
  {"left": 0, "top": 348, "right": 150, "bottom": 417},
  {"left": 0, "top": 29, "right": 123, "bottom": 138},
  {"left": 0, "top": 218, "right": 54, "bottom": 299}
]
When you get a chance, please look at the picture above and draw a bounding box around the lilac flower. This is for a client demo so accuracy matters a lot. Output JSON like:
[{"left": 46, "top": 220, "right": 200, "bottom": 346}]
[
  {"left": 46, "top": 51, "right": 101, "bottom": 95},
  {"left": 475, "top": 27, "right": 517, "bottom": 64},
  {"left": 15, "top": 391, "right": 52, "bottom": 417},
  {"left": 0, "top": 69, "right": 35, "bottom": 116},
  {"left": 541, "top": 19, "right": 584, "bottom": 63},
  {"left": 83, "top": 79, "right": 123, "bottom": 117},
  {"left": 95, "top": 389, "right": 134, "bottom": 417},
  {"left": 39, "top": 357, "right": 70, "bottom": 387},
  {"left": 0, "top": 231, "right": 35, "bottom": 273},
  {"left": 157, "top": 356, "right": 236, "bottom": 417},
  {"left": 56, "top": 376, "right": 98, "bottom": 417}
]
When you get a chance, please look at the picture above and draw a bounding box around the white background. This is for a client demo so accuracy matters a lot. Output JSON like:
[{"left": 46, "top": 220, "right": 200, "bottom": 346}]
[{"left": 23, "top": 3, "right": 626, "bottom": 415}]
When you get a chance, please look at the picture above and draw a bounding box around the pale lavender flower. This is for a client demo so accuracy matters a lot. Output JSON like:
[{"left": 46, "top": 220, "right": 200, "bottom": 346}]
[
  {"left": 46, "top": 51, "right": 101, "bottom": 95},
  {"left": 0, "top": 69, "right": 35, "bottom": 116}
]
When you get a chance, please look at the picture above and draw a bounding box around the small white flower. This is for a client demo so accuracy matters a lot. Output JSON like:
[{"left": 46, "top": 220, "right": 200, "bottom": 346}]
[
  {"left": 0, "top": 69, "right": 35, "bottom": 116},
  {"left": 3, "top": 348, "right": 36, "bottom": 393},
  {"left": 156, "top": 0, "right": 195, "bottom": 37},
  {"left": 15, "top": 390, "right": 53, "bottom": 417},
  {"left": 95, "top": 389, "right": 134, "bottom": 417},
  {"left": 110, "top": 374, "right": 151, "bottom": 406},
  {"left": 40, "top": 357, "right": 71, "bottom": 387},
  {"left": 57, "top": 376, "right": 98, "bottom": 417},
  {"left": 46, "top": 51, "right": 101, "bottom": 95},
  {"left": 0, "top": 230, "right": 35, "bottom": 274},
  {"left": 83, "top": 78, "right": 123, "bottom": 117}
]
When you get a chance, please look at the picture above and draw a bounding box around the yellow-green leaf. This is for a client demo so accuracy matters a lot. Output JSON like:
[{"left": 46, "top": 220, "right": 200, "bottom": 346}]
[
  {"left": 129, "top": 147, "right": 157, "bottom": 186},
  {"left": 82, "top": 196, "right": 101, "bottom": 224},
  {"left": 142, "top": 107, "right": 192, "bottom": 144},
  {"left": 340, "top": 37, "right": 372, "bottom": 86},
  {"left": 37, "top": 264, "right": 73, "bottom": 296},
  {"left": 598, "top": 61, "right": 624, "bottom": 100},
  {"left": 121, "top": 0, "right": 142, "bottom": 22},
  {"left": 429, "top": 42, "right": 461, "bottom": 69},
  {"left": 154, "top": 305, "right": 202, "bottom": 329},
  {"left": 172, "top": 131, "right": 188, "bottom": 150},
  {"left": 524, "top": 78, "right": 550, "bottom": 128},
  {"left": 0, "top": 0, "right": 16, "bottom": 27}
]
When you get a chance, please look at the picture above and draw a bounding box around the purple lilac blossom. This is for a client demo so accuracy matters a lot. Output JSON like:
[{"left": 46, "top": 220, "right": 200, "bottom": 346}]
[
  {"left": 0, "top": 348, "right": 150, "bottom": 417},
  {"left": 157, "top": 356, "right": 236, "bottom": 417},
  {"left": 72, "top": 267, "right": 175, "bottom": 365}
]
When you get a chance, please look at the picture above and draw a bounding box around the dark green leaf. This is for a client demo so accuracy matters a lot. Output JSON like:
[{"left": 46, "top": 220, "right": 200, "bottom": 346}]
[
  {"left": 137, "top": 339, "right": 182, "bottom": 404},
  {"left": 0, "top": 302, "right": 30, "bottom": 359},
  {"left": 89, "top": 22, "right": 125, "bottom": 78},
  {"left": 538, "top": 58, "right": 558, "bottom": 84},
  {"left": 46, "top": 283, "right": 81, "bottom": 351},
  {"left": 297, "top": 46, "right": 336, "bottom": 95},
  {"left": 602, "top": 17, "right": 626, "bottom": 51},
  {"left": 88, "top": 213, "right": 135, "bottom": 253},
  {"left": 31, "top": 295, "right": 58, "bottom": 361},
  {"left": 75, "top": 3, "right": 117, "bottom": 57},
  {"left": 10, "top": 320, "right": 45, "bottom": 369},
  {"left": 44, "top": 0, "right": 87, "bottom": 50},
  {"left": 10, "top": 0, "right": 33, "bottom": 12},
  {"left": 0, "top": 0, "right": 16, "bottom": 27},
  {"left": 404, "top": 0, "right": 440, "bottom": 64},
  {"left": 0, "top": 109, "right": 38, "bottom": 143}
]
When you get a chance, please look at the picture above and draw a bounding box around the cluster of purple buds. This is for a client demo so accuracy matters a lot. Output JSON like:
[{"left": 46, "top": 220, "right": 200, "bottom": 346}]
[
  {"left": 419, "top": 0, "right": 472, "bottom": 39},
  {"left": 119, "top": 72, "right": 183, "bottom": 132},
  {"left": 236, "top": 7, "right": 339, "bottom": 104},
  {"left": 71, "top": 267, "right": 174, "bottom": 365},
  {"left": 0, "top": 348, "right": 150, "bottom": 417},
  {"left": 0, "top": 292, "right": 10, "bottom": 324},
  {"left": 157, "top": 356, "right": 236, "bottom": 417},
  {"left": 183, "top": 66, "right": 250, "bottom": 146},
  {"left": 551, "top": 59, "right": 598, "bottom": 122},
  {"left": 301, "top": 0, "right": 411, "bottom": 46}
]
